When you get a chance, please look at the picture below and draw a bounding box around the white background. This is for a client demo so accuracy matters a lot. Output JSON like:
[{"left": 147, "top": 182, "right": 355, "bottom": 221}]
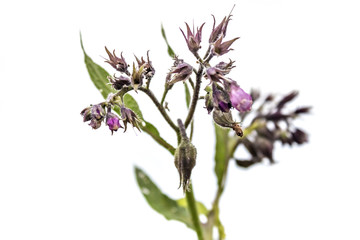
[{"left": 1, "top": 0, "right": 360, "bottom": 239}]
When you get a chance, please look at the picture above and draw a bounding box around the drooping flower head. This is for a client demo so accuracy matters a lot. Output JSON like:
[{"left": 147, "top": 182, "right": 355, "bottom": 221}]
[
  {"left": 106, "top": 112, "right": 122, "bottom": 135},
  {"left": 104, "top": 47, "right": 129, "bottom": 75},
  {"left": 205, "top": 67, "right": 228, "bottom": 83},
  {"left": 180, "top": 22, "right": 205, "bottom": 54},
  {"left": 80, "top": 106, "right": 92, "bottom": 122},
  {"left": 91, "top": 104, "right": 106, "bottom": 120},
  {"left": 226, "top": 81, "right": 252, "bottom": 112}
]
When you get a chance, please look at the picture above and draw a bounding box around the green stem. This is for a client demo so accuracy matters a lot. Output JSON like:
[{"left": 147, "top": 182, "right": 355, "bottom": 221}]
[
  {"left": 186, "top": 184, "right": 204, "bottom": 240},
  {"left": 185, "top": 65, "right": 204, "bottom": 128},
  {"left": 160, "top": 85, "right": 170, "bottom": 106}
]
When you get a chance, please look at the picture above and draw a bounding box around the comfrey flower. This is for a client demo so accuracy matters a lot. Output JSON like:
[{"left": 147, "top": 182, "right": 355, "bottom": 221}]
[
  {"left": 120, "top": 106, "right": 141, "bottom": 132},
  {"left": 212, "top": 83, "right": 231, "bottom": 113},
  {"left": 91, "top": 104, "right": 106, "bottom": 120},
  {"left": 211, "top": 35, "right": 239, "bottom": 56},
  {"left": 106, "top": 112, "right": 122, "bottom": 135},
  {"left": 212, "top": 109, "right": 243, "bottom": 137},
  {"left": 80, "top": 106, "right": 92, "bottom": 122},
  {"left": 226, "top": 81, "right": 252, "bottom": 112},
  {"left": 104, "top": 47, "right": 129, "bottom": 75},
  {"left": 134, "top": 51, "right": 155, "bottom": 81},
  {"left": 167, "top": 62, "right": 193, "bottom": 85},
  {"left": 107, "top": 75, "right": 131, "bottom": 90},
  {"left": 180, "top": 22, "right": 205, "bottom": 54}
]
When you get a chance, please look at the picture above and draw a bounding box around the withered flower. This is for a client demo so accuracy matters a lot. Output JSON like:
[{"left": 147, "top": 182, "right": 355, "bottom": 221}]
[
  {"left": 167, "top": 62, "right": 193, "bottom": 85},
  {"left": 107, "top": 75, "right": 131, "bottom": 90},
  {"left": 120, "top": 106, "right": 141, "bottom": 132},
  {"left": 180, "top": 22, "right": 205, "bottom": 54},
  {"left": 134, "top": 51, "right": 155, "bottom": 81},
  {"left": 104, "top": 47, "right": 129, "bottom": 75},
  {"left": 211, "top": 35, "right": 239, "bottom": 56},
  {"left": 131, "top": 63, "right": 145, "bottom": 92}
]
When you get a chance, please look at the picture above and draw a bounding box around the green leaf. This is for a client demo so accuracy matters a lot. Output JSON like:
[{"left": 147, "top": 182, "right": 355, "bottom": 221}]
[
  {"left": 80, "top": 33, "right": 114, "bottom": 99},
  {"left": 135, "top": 166, "right": 198, "bottom": 229},
  {"left": 123, "top": 93, "right": 144, "bottom": 120},
  {"left": 161, "top": 24, "right": 175, "bottom": 58},
  {"left": 214, "top": 124, "right": 230, "bottom": 188},
  {"left": 184, "top": 82, "right": 191, "bottom": 108},
  {"left": 176, "top": 198, "right": 208, "bottom": 216},
  {"left": 142, "top": 121, "right": 176, "bottom": 155}
]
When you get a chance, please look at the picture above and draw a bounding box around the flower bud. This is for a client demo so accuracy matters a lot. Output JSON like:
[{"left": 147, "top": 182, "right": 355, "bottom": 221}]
[
  {"left": 215, "top": 59, "right": 235, "bottom": 75},
  {"left": 106, "top": 112, "right": 122, "bottom": 135},
  {"left": 291, "top": 128, "right": 308, "bottom": 144},
  {"left": 204, "top": 91, "right": 214, "bottom": 114},
  {"left": 175, "top": 119, "right": 197, "bottom": 193}
]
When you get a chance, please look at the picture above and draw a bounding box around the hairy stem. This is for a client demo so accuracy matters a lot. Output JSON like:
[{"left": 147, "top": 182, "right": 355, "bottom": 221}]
[
  {"left": 138, "top": 87, "right": 179, "bottom": 134},
  {"left": 185, "top": 65, "right": 204, "bottom": 128},
  {"left": 186, "top": 184, "right": 204, "bottom": 240}
]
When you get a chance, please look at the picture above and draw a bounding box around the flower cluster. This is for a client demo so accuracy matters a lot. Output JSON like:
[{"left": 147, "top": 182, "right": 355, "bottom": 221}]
[
  {"left": 80, "top": 102, "right": 141, "bottom": 135},
  {"left": 234, "top": 90, "right": 311, "bottom": 167}
]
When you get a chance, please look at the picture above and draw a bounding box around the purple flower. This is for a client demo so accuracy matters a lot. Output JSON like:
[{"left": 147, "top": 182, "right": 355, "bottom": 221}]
[
  {"left": 167, "top": 62, "right": 193, "bottom": 85},
  {"left": 206, "top": 67, "right": 227, "bottom": 83},
  {"left": 180, "top": 22, "right": 205, "bottom": 54},
  {"left": 212, "top": 83, "right": 231, "bottom": 113},
  {"left": 104, "top": 47, "right": 129, "bottom": 75},
  {"left": 106, "top": 112, "right": 122, "bottom": 135},
  {"left": 89, "top": 118, "right": 102, "bottom": 129},
  {"left": 120, "top": 107, "right": 141, "bottom": 132},
  {"left": 91, "top": 104, "right": 106, "bottom": 120},
  {"left": 80, "top": 106, "right": 92, "bottom": 122},
  {"left": 228, "top": 81, "right": 252, "bottom": 112},
  {"left": 215, "top": 60, "right": 235, "bottom": 75},
  {"left": 211, "top": 35, "right": 239, "bottom": 56}
]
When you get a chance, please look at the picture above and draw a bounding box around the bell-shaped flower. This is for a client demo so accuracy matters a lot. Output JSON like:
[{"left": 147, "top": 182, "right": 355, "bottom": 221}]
[
  {"left": 227, "top": 81, "right": 252, "bottom": 112},
  {"left": 104, "top": 47, "right": 129, "bottom": 75},
  {"left": 106, "top": 112, "right": 122, "bottom": 135},
  {"left": 91, "top": 104, "right": 106, "bottom": 120},
  {"left": 180, "top": 22, "right": 205, "bottom": 54},
  {"left": 205, "top": 67, "right": 228, "bottom": 83}
]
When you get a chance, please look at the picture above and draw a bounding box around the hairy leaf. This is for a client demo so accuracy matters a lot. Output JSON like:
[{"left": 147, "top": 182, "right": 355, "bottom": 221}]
[
  {"left": 214, "top": 125, "right": 230, "bottom": 188},
  {"left": 135, "top": 166, "right": 198, "bottom": 229},
  {"left": 80, "top": 34, "right": 114, "bottom": 99},
  {"left": 161, "top": 24, "right": 175, "bottom": 58},
  {"left": 184, "top": 82, "right": 191, "bottom": 108}
]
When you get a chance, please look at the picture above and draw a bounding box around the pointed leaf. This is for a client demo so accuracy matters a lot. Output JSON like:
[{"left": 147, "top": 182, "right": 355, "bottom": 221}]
[
  {"left": 184, "top": 82, "right": 191, "bottom": 108},
  {"left": 134, "top": 166, "right": 196, "bottom": 229},
  {"left": 161, "top": 24, "right": 175, "bottom": 58},
  {"left": 123, "top": 93, "right": 144, "bottom": 120},
  {"left": 214, "top": 124, "right": 230, "bottom": 187},
  {"left": 142, "top": 121, "right": 176, "bottom": 155},
  {"left": 80, "top": 34, "right": 114, "bottom": 99}
]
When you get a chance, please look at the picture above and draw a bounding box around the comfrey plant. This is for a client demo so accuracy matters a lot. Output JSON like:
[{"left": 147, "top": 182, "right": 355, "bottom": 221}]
[{"left": 80, "top": 8, "right": 310, "bottom": 240}]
